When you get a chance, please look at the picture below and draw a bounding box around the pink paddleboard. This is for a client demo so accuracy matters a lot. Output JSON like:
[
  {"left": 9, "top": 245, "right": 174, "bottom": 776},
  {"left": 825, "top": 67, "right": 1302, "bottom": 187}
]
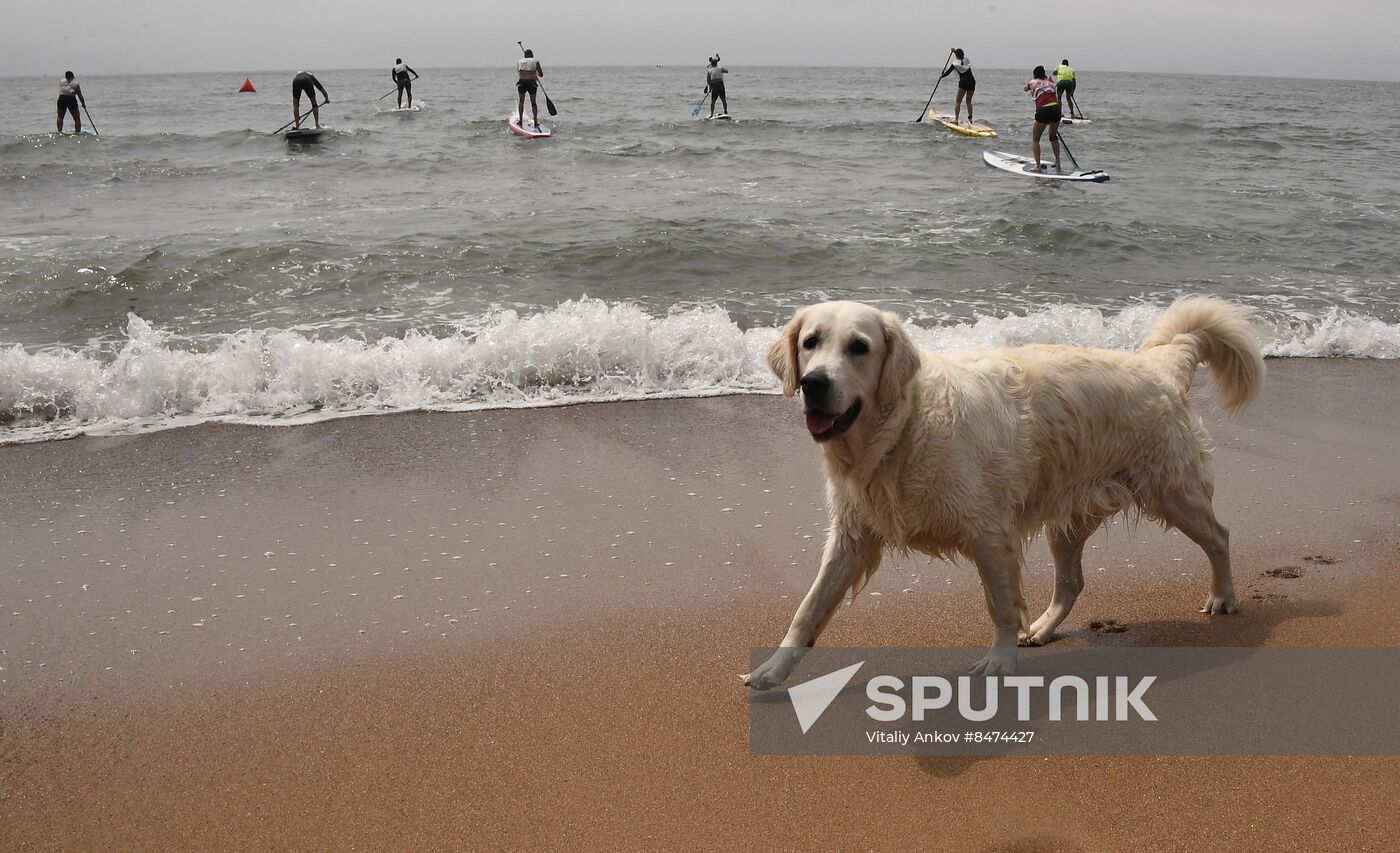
[{"left": 507, "top": 113, "right": 552, "bottom": 139}]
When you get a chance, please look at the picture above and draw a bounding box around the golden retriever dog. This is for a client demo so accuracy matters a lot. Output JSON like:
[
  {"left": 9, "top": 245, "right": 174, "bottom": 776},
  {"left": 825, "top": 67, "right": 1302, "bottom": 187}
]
[{"left": 744, "top": 297, "right": 1264, "bottom": 689}]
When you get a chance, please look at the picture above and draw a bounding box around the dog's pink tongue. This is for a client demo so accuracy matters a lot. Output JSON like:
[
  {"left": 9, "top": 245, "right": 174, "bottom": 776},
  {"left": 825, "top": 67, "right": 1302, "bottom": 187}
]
[{"left": 805, "top": 412, "right": 837, "bottom": 435}]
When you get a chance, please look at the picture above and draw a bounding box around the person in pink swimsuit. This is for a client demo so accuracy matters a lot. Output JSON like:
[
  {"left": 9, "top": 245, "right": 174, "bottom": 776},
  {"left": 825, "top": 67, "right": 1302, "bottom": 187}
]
[{"left": 1023, "top": 65, "right": 1062, "bottom": 172}]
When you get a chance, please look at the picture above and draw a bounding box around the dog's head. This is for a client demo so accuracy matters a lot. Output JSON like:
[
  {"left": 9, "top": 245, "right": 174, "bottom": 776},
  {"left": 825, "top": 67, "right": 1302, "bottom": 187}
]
[{"left": 767, "top": 301, "right": 920, "bottom": 442}]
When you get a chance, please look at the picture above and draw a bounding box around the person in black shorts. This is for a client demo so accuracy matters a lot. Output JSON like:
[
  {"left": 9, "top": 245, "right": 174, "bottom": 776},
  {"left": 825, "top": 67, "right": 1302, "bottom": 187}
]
[
  {"left": 392, "top": 58, "right": 420, "bottom": 109},
  {"left": 1024, "top": 66, "right": 1062, "bottom": 172},
  {"left": 516, "top": 49, "right": 544, "bottom": 127},
  {"left": 56, "top": 71, "right": 86, "bottom": 133},
  {"left": 705, "top": 55, "right": 728, "bottom": 118},
  {"left": 291, "top": 72, "right": 329, "bottom": 129},
  {"left": 939, "top": 48, "right": 976, "bottom": 124},
  {"left": 1053, "top": 60, "right": 1082, "bottom": 120}
]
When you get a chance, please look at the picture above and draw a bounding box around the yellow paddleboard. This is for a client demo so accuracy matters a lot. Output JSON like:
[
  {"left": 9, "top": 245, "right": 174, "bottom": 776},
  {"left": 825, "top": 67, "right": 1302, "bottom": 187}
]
[{"left": 928, "top": 110, "right": 997, "bottom": 138}]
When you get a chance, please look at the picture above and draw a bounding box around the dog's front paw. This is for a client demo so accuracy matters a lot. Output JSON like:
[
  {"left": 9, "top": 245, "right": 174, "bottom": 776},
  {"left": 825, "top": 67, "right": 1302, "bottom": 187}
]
[
  {"left": 970, "top": 648, "right": 1018, "bottom": 676},
  {"left": 1019, "top": 629, "right": 1047, "bottom": 647},
  {"left": 1200, "top": 592, "right": 1239, "bottom": 615},
  {"left": 743, "top": 647, "right": 803, "bottom": 691}
]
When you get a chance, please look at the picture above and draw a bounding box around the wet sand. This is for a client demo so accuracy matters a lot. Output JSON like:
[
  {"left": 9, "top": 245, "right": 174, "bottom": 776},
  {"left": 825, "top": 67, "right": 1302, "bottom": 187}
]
[{"left": 2, "top": 358, "right": 1398, "bottom": 850}]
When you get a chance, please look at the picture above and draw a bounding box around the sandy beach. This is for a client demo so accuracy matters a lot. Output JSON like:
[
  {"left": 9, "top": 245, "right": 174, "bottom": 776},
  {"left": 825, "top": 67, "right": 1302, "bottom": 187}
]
[{"left": 2, "top": 357, "right": 1398, "bottom": 851}]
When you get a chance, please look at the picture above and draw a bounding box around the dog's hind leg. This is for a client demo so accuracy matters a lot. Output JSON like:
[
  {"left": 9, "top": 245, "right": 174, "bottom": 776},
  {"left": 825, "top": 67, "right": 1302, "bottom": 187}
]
[
  {"left": 969, "top": 533, "right": 1029, "bottom": 675},
  {"left": 1152, "top": 486, "right": 1237, "bottom": 615},
  {"left": 743, "top": 526, "right": 883, "bottom": 690},
  {"left": 1024, "top": 514, "right": 1102, "bottom": 646}
]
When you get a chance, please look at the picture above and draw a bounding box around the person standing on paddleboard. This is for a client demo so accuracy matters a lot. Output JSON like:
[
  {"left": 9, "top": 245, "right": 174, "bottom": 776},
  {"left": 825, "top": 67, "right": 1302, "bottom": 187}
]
[
  {"left": 56, "top": 72, "right": 86, "bottom": 134},
  {"left": 1024, "top": 65, "right": 1062, "bottom": 172},
  {"left": 392, "top": 58, "right": 420, "bottom": 109},
  {"left": 1053, "top": 59, "right": 1082, "bottom": 120},
  {"left": 291, "top": 72, "right": 329, "bottom": 129},
  {"left": 939, "top": 48, "right": 976, "bottom": 125},
  {"left": 704, "top": 55, "right": 728, "bottom": 118},
  {"left": 516, "top": 49, "right": 545, "bottom": 128}
]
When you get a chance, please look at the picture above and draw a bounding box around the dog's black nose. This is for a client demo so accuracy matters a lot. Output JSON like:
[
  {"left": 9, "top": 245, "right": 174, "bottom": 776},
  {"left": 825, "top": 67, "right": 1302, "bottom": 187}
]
[{"left": 799, "top": 371, "right": 830, "bottom": 399}]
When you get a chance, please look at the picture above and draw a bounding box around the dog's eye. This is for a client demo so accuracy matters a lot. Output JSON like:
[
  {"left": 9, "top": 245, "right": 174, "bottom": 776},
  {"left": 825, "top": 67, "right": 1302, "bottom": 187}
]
[
  {"left": 848, "top": 339, "right": 870, "bottom": 356},
  {"left": 802, "top": 334, "right": 820, "bottom": 350}
]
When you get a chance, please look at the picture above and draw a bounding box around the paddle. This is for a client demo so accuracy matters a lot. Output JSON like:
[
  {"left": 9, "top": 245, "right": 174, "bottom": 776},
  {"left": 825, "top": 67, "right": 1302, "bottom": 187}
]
[
  {"left": 273, "top": 100, "right": 326, "bottom": 135},
  {"left": 376, "top": 88, "right": 398, "bottom": 102},
  {"left": 80, "top": 103, "right": 99, "bottom": 136},
  {"left": 517, "top": 41, "right": 558, "bottom": 117},
  {"left": 1056, "top": 128, "right": 1082, "bottom": 171},
  {"left": 914, "top": 49, "right": 955, "bottom": 123},
  {"left": 691, "top": 89, "right": 708, "bottom": 118}
]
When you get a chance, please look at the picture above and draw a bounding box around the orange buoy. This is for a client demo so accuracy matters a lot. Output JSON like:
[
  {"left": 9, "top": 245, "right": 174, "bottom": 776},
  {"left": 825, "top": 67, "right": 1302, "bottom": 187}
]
[{"left": 238, "top": 78, "right": 256, "bottom": 93}]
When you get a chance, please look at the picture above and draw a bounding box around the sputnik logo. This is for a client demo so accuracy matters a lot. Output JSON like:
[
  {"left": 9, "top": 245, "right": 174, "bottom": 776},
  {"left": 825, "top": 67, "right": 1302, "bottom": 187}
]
[{"left": 787, "top": 661, "right": 864, "bottom": 734}]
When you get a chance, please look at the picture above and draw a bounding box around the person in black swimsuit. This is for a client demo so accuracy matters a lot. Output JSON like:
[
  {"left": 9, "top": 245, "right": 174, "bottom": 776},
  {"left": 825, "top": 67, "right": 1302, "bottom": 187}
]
[
  {"left": 392, "top": 59, "right": 420, "bottom": 109},
  {"left": 939, "top": 48, "right": 977, "bottom": 125},
  {"left": 291, "top": 71, "right": 329, "bottom": 129}
]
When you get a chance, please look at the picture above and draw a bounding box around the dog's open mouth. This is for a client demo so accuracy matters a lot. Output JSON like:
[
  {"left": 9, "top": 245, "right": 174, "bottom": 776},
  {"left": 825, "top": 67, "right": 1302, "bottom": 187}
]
[{"left": 805, "top": 400, "right": 862, "bottom": 441}]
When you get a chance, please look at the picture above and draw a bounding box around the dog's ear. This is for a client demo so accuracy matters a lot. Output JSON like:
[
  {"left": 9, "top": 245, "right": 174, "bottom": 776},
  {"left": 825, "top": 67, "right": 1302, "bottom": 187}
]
[
  {"left": 877, "top": 311, "right": 920, "bottom": 406},
  {"left": 767, "top": 308, "right": 806, "bottom": 397}
]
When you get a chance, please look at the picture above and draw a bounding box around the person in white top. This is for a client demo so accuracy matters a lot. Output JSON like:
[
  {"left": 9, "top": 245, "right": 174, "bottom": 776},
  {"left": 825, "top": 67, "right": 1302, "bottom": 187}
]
[
  {"left": 704, "top": 55, "right": 728, "bottom": 118},
  {"left": 391, "top": 58, "right": 420, "bottom": 109},
  {"left": 57, "top": 72, "right": 86, "bottom": 133},
  {"left": 938, "top": 48, "right": 976, "bottom": 125},
  {"left": 516, "top": 49, "right": 545, "bottom": 128}
]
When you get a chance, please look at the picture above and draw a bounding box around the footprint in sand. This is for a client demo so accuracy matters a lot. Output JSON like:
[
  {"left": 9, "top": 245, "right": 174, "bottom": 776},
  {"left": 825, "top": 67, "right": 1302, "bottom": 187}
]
[
  {"left": 1089, "top": 619, "right": 1128, "bottom": 634},
  {"left": 1264, "top": 567, "right": 1303, "bottom": 579},
  {"left": 1301, "top": 554, "right": 1339, "bottom": 565},
  {"left": 1250, "top": 591, "right": 1288, "bottom": 602}
]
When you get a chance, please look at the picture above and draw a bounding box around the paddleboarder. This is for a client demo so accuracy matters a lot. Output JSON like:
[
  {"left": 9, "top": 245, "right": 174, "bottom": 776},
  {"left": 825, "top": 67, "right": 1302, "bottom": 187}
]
[
  {"left": 291, "top": 72, "right": 330, "bottom": 129},
  {"left": 56, "top": 72, "right": 86, "bottom": 134},
  {"left": 1054, "top": 59, "right": 1082, "bottom": 120},
  {"left": 1024, "top": 65, "right": 1062, "bottom": 173},
  {"left": 516, "top": 49, "right": 544, "bottom": 128},
  {"left": 939, "top": 48, "right": 976, "bottom": 125},
  {"left": 704, "top": 55, "right": 728, "bottom": 118},
  {"left": 391, "top": 59, "right": 420, "bottom": 109}
]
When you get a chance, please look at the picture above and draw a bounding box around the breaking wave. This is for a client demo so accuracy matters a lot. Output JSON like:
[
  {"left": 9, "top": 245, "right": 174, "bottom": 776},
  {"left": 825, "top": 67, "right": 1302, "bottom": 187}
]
[{"left": 3, "top": 299, "right": 1398, "bottom": 443}]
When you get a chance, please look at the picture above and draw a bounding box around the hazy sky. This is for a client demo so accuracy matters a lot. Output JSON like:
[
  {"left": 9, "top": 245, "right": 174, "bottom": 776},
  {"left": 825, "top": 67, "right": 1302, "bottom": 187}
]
[{"left": 4, "top": 0, "right": 1394, "bottom": 81}]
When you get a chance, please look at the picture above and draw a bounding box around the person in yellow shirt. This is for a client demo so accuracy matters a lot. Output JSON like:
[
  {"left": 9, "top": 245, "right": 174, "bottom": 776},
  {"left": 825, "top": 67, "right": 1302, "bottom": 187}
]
[{"left": 1053, "top": 60, "right": 1082, "bottom": 120}]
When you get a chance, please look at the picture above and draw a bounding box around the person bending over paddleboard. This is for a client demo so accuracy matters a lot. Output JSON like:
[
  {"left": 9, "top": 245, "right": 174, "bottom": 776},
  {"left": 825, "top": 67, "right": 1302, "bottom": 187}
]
[
  {"left": 516, "top": 49, "right": 544, "bottom": 128},
  {"left": 392, "top": 58, "right": 420, "bottom": 109},
  {"left": 940, "top": 48, "right": 976, "bottom": 124},
  {"left": 56, "top": 71, "right": 86, "bottom": 133},
  {"left": 704, "top": 55, "right": 728, "bottom": 118},
  {"left": 291, "top": 72, "right": 329, "bottom": 129},
  {"left": 1054, "top": 59, "right": 1082, "bottom": 120},
  {"left": 1025, "top": 65, "right": 1062, "bottom": 172}
]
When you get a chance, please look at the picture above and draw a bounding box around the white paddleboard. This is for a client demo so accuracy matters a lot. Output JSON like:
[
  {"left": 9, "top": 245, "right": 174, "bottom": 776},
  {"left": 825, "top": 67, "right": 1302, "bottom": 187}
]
[
  {"left": 982, "top": 149, "right": 1109, "bottom": 183},
  {"left": 704, "top": 113, "right": 736, "bottom": 122},
  {"left": 507, "top": 113, "right": 552, "bottom": 138},
  {"left": 1061, "top": 117, "right": 1092, "bottom": 125},
  {"left": 285, "top": 127, "right": 330, "bottom": 142}
]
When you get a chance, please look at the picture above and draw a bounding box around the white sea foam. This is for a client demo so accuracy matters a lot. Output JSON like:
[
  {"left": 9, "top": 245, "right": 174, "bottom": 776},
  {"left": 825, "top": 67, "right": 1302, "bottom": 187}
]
[{"left": 3, "top": 299, "right": 1398, "bottom": 443}]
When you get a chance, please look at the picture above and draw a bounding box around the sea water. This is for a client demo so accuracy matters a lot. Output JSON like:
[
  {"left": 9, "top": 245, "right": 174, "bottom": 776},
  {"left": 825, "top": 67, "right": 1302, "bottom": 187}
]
[{"left": 2, "top": 66, "right": 1398, "bottom": 442}]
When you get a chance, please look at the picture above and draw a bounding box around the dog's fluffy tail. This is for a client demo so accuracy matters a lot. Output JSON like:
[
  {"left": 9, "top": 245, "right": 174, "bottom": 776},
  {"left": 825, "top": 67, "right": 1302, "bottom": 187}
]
[{"left": 1140, "top": 296, "right": 1265, "bottom": 414}]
